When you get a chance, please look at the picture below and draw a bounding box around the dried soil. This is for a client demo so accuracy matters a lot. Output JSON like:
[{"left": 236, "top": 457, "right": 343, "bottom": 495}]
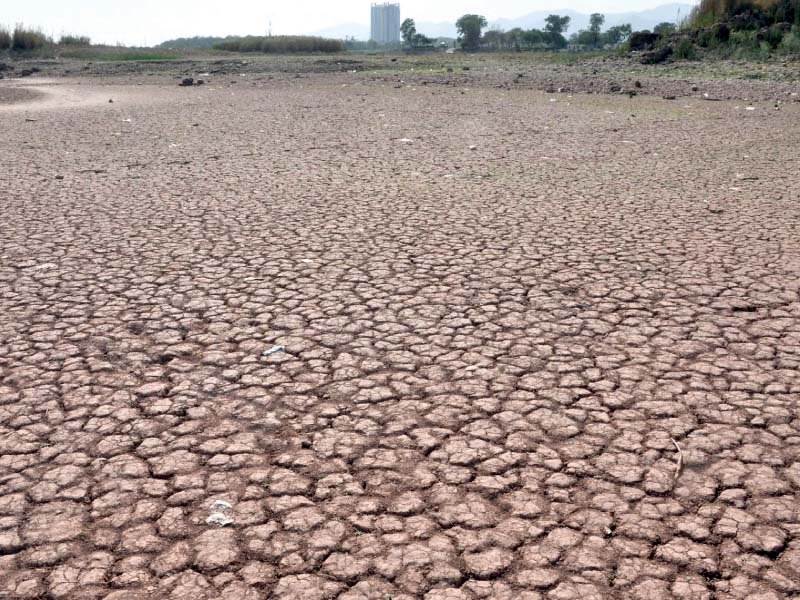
[{"left": 1, "top": 61, "right": 799, "bottom": 600}]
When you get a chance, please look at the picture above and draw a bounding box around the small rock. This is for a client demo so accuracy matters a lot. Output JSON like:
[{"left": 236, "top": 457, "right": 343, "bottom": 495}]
[{"left": 179, "top": 78, "right": 194, "bottom": 87}]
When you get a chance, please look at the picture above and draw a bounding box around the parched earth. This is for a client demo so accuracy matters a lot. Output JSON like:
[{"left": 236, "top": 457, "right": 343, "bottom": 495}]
[{"left": 1, "top": 61, "right": 799, "bottom": 600}]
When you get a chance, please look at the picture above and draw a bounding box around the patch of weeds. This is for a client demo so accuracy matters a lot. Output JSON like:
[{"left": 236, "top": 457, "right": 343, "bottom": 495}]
[{"left": 674, "top": 38, "right": 697, "bottom": 60}]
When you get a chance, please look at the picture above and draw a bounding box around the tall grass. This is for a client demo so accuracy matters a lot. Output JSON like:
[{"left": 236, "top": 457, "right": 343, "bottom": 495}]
[
  {"left": 214, "top": 35, "right": 344, "bottom": 53},
  {"left": 12, "top": 24, "right": 51, "bottom": 50}
]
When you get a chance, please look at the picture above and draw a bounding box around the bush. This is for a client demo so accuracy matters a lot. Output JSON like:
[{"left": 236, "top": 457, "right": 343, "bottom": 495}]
[
  {"left": 213, "top": 35, "right": 344, "bottom": 54},
  {"left": 12, "top": 24, "right": 50, "bottom": 50},
  {"left": 674, "top": 37, "right": 697, "bottom": 59},
  {"left": 778, "top": 25, "right": 800, "bottom": 52},
  {"left": 628, "top": 30, "right": 660, "bottom": 51},
  {"left": 0, "top": 26, "right": 11, "bottom": 49},
  {"left": 59, "top": 34, "right": 91, "bottom": 46},
  {"left": 757, "top": 23, "right": 789, "bottom": 47}
]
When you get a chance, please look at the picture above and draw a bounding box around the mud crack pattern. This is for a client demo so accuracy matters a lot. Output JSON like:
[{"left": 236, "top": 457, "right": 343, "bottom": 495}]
[{"left": 1, "top": 74, "right": 800, "bottom": 599}]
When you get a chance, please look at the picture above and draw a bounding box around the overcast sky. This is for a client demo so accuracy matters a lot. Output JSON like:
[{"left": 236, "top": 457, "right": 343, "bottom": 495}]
[{"left": 3, "top": 1, "right": 696, "bottom": 46}]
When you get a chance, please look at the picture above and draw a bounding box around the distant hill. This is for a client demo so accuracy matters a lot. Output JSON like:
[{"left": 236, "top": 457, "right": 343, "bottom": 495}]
[{"left": 314, "top": 4, "right": 694, "bottom": 41}]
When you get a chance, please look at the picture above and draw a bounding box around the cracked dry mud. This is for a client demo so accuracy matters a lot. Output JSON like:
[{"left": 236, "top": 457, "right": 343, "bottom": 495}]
[{"left": 1, "top": 67, "right": 799, "bottom": 600}]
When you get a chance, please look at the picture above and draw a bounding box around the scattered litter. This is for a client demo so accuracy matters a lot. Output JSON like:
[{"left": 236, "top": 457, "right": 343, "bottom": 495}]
[
  {"left": 670, "top": 438, "right": 684, "bottom": 488},
  {"left": 730, "top": 186, "right": 741, "bottom": 191},
  {"left": 301, "top": 259, "right": 314, "bottom": 264},
  {"left": 464, "top": 365, "right": 479, "bottom": 372},
  {"left": 745, "top": 106, "right": 755, "bottom": 111},
  {"left": 206, "top": 513, "right": 234, "bottom": 526},
  {"left": 397, "top": 138, "right": 413, "bottom": 143},
  {"left": 262, "top": 345, "right": 286, "bottom": 357},
  {"left": 109, "top": 99, "right": 113, "bottom": 103},
  {"left": 179, "top": 77, "right": 194, "bottom": 87},
  {"left": 25, "top": 118, "right": 37, "bottom": 122},
  {"left": 122, "top": 118, "right": 132, "bottom": 123},
  {"left": 605, "top": 527, "right": 613, "bottom": 536},
  {"left": 468, "top": 145, "right": 477, "bottom": 151},
  {"left": 206, "top": 499, "right": 234, "bottom": 526},
  {"left": 549, "top": 98, "right": 557, "bottom": 102}
]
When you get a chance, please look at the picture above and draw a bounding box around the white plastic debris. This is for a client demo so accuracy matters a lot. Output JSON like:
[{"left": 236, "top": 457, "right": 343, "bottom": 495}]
[
  {"left": 122, "top": 118, "right": 132, "bottom": 123},
  {"left": 745, "top": 106, "right": 755, "bottom": 111},
  {"left": 206, "top": 499, "right": 234, "bottom": 526},
  {"left": 262, "top": 345, "right": 286, "bottom": 357},
  {"left": 206, "top": 513, "right": 234, "bottom": 526},
  {"left": 468, "top": 145, "right": 477, "bottom": 151},
  {"left": 397, "top": 138, "right": 413, "bottom": 143}
]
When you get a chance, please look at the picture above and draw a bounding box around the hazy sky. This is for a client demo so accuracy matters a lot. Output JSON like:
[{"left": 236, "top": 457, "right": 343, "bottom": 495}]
[{"left": 3, "top": 1, "right": 696, "bottom": 46}]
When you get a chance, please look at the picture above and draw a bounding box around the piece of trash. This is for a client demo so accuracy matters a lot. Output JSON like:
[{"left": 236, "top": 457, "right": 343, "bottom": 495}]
[
  {"left": 464, "top": 365, "right": 479, "bottom": 372},
  {"left": 670, "top": 438, "right": 684, "bottom": 488},
  {"left": 745, "top": 106, "right": 755, "bottom": 111},
  {"left": 109, "top": 99, "right": 113, "bottom": 103},
  {"left": 468, "top": 145, "right": 477, "bottom": 151},
  {"left": 605, "top": 527, "right": 613, "bottom": 536},
  {"left": 397, "top": 138, "right": 413, "bottom": 143},
  {"left": 25, "top": 118, "right": 37, "bottom": 122},
  {"left": 206, "top": 512, "right": 234, "bottom": 526},
  {"left": 206, "top": 499, "right": 234, "bottom": 526},
  {"left": 301, "top": 259, "right": 314, "bottom": 264},
  {"left": 262, "top": 345, "right": 286, "bottom": 357},
  {"left": 179, "top": 77, "right": 194, "bottom": 87},
  {"left": 122, "top": 118, "right": 131, "bottom": 123}
]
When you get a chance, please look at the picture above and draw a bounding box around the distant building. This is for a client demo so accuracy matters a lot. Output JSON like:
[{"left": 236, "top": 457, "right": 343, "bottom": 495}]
[{"left": 370, "top": 3, "right": 400, "bottom": 44}]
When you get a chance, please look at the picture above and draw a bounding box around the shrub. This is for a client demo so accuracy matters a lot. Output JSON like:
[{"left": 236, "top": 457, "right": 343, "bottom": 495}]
[
  {"left": 777, "top": 25, "right": 800, "bottom": 51},
  {"left": 213, "top": 35, "right": 344, "bottom": 54},
  {"left": 628, "top": 30, "right": 660, "bottom": 51},
  {"left": 12, "top": 24, "right": 50, "bottom": 50},
  {"left": 59, "top": 34, "right": 91, "bottom": 46},
  {"left": 758, "top": 23, "right": 788, "bottom": 47},
  {"left": 0, "top": 25, "right": 11, "bottom": 49},
  {"left": 674, "top": 37, "right": 697, "bottom": 59}
]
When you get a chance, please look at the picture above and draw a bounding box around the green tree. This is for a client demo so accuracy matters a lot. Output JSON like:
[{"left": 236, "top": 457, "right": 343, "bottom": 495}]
[
  {"left": 544, "top": 14, "right": 571, "bottom": 48},
  {"left": 507, "top": 27, "right": 525, "bottom": 50},
  {"left": 482, "top": 29, "right": 505, "bottom": 50},
  {"left": 589, "top": 13, "right": 605, "bottom": 46},
  {"left": 456, "top": 14, "right": 488, "bottom": 51},
  {"left": 524, "top": 28, "right": 545, "bottom": 47},
  {"left": 400, "top": 18, "right": 417, "bottom": 46},
  {"left": 653, "top": 21, "right": 676, "bottom": 35},
  {"left": 603, "top": 24, "right": 632, "bottom": 45},
  {"left": 544, "top": 14, "right": 571, "bottom": 35}
]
